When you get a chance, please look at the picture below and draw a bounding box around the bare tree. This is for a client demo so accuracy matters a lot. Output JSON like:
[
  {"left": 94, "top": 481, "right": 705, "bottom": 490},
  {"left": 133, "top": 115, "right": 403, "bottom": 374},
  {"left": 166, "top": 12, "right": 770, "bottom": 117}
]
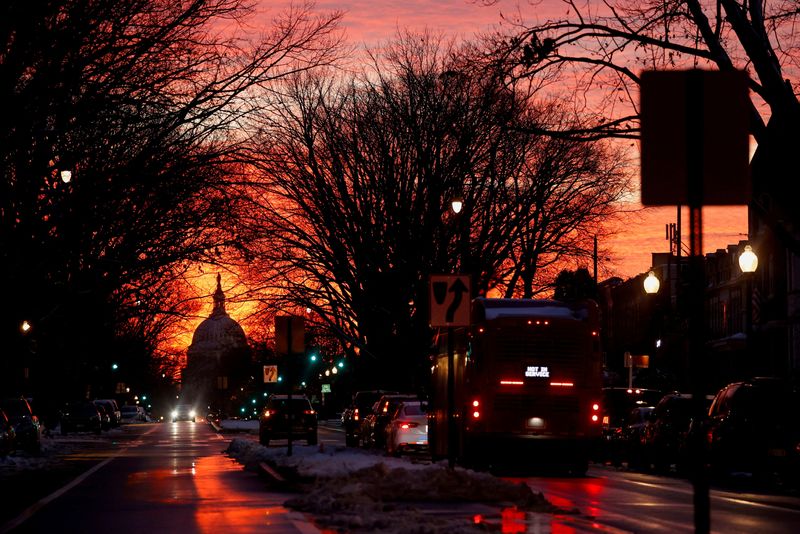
[
  {"left": 486, "top": 0, "right": 800, "bottom": 248},
  {"left": 236, "top": 33, "right": 628, "bottom": 389},
  {"left": 0, "top": 0, "right": 343, "bottom": 399}
]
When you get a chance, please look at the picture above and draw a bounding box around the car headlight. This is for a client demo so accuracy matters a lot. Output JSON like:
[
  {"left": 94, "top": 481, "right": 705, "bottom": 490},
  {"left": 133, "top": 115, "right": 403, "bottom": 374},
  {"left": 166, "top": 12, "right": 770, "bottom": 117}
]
[
  {"left": 189, "top": 410, "right": 196, "bottom": 418},
  {"left": 171, "top": 410, "right": 178, "bottom": 418}
]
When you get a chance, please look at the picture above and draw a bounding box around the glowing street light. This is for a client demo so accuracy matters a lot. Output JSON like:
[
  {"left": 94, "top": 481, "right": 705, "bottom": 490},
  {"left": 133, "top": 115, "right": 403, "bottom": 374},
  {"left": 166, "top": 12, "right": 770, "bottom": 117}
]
[
  {"left": 738, "top": 245, "right": 758, "bottom": 273},
  {"left": 451, "top": 197, "right": 463, "bottom": 214},
  {"left": 643, "top": 271, "right": 661, "bottom": 294},
  {"left": 20, "top": 320, "right": 32, "bottom": 334},
  {"left": 60, "top": 170, "right": 72, "bottom": 183}
]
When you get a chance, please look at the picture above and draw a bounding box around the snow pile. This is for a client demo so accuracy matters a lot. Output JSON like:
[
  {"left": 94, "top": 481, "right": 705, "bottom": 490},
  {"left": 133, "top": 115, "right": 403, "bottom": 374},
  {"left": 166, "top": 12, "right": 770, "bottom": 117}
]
[
  {"left": 0, "top": 430, "right": 118, "bottom": 472},
  {"left": 226, "top": 438, "right": 565, "bottom": 533}
]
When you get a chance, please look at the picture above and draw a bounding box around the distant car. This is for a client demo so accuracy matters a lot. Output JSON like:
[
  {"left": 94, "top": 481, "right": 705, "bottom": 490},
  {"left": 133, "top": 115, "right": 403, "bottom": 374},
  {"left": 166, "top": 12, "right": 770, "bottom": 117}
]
[
  {"left": 1, "top": 397, "right": 41, "bottom": 452},
  {"left": 120, "top": 405, "right": 141, "bottom": 423},
  {"left": 641, "top": 392, "right": 709, "bottom": 473},
  {"left": 599, "top": 387, "right": 664, "bottom": 464},
  {"left": 384, "top": 401, "right": 429, "bottom": 456},
  {"left": 94, "top": 399, "right": 121, "bottom": 427},
  {"left": 706, "top": 377, "right": 800, "bottom": 480},
  {"left": 60, "top": 402, "right": 102, "bottom": 435},
  {"left": 341, "top": 390, "right": 398, "bottom": 447},
  {"left": 360, "top": 393, "right": 419, "bottom": 449},
  {"left": 0, "top": 409, "right": 16, "bottom": 456},
  {"left": 93, "top": 402, "right": 112, "bottom": 430},
  {"left": 171, "top": 404, "right": 197, "bottom": 422},
  {"left": 620, "top": 406, "right": 655, "bottom": 469},
  {"left": 259, "top": 394, "right": 317, "bottom": 446}
]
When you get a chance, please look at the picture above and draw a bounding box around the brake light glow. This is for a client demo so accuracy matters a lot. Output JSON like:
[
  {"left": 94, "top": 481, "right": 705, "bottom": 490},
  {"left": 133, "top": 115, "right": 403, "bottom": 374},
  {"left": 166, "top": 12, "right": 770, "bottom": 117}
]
[
  {"left": 591, "top": 402, "right": 601, "bottom": 423},
  {"left": 354, "top": 408, "right": 359, "bottom": 421},
  {"left": 304, "top": 409, "right": 315, "bottom": 415},
  {"left": 592, "top": 403, "right": 600, "bottom": 411},
  {"left": 500, "top": 380, "right": 524, "bottom": 385},
  {"left": 399, "top": 422, "right": 419, "bottom": 429},
  {"left": 383, "top": 402, "right": 389, "bottom": 413},
  {"left": 550, "top": 382, "right": 574, "bottom": 387},
  {"left": 263, "top": 410, "right": 273, "bottom": 418},
  {"left": 471, "top": 399, "right": 480, "bottom": 419}
]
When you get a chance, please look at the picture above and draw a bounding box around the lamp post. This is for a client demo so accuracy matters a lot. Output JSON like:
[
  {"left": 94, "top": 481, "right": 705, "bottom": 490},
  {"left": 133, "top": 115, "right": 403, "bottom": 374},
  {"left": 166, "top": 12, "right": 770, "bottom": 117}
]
[
  {"left": 738, "top": 244, "right": 758, "bottom": 366},
  {"left": 446, "top": 197, "right": 464, "bottom": 469}
]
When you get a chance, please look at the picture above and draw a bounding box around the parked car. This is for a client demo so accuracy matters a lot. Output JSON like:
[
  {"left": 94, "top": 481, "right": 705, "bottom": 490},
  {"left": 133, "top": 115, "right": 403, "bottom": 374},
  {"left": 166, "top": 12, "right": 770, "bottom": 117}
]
[
  {"left": 599, "top": 387, "right": 664, "bottom": 464},
  {"left": 705, "top": 377, "right": 800, "bottom": 480},
  {"left": 1, "top": 397, "right": 41, "bottom": 452},
  {"left": 60, "top": 401, "right": 102, "bottom": 435},
  {"left": 171, "top": 404, "right": 197, "bottom": 422},
  {"left": 341, "top": 390, "right": 398, "bottom": 447},
  {"left": 259, "top": 394, "right": 317, "bottom": 446},
  {"left": 641, "top": 392, "right": 707, "bottom": 472},
  {"left": 93, "top": 401, "right": 112, "bottom": 430},
  {"left": 620, "top": 406, "right": 655, "bottom": 469},
  {"left": 120, "top": 404, "right": 142, "bottom": 423},
  {"left": 384, "top": 400, "right": 429, "bottom": 456},
  {"left": 94, "top": 399, "right": 121, "bottom": 427},
  {"left": 360, "top": 393, "right": 419, "bottom": 449},
  {"left": 0, "top": 409, "right": 16, "bottom": 457}
]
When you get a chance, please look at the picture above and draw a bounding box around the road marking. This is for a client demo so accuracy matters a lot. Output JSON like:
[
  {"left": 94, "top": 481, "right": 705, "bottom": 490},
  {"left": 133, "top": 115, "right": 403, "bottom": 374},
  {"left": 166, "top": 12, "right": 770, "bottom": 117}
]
[
  {"left": 0, "top": 426, "right": 159, "bottom": 534},
  {"left": 0, "top": 456, "right": 114, "bottom": 533}
]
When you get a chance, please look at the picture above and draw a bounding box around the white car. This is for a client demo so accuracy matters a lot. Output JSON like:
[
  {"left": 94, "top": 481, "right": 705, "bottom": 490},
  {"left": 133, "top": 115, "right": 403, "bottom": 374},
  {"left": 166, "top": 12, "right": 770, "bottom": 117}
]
[{"left": 384, "top": 401, "right": 428, "bottom": 456}]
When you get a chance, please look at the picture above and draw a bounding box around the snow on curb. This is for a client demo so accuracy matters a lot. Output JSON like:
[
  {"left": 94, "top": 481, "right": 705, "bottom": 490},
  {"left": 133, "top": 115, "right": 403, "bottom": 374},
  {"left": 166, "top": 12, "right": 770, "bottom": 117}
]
[{"left": 225, "top": 438, "right": 565, "bottom": 533}]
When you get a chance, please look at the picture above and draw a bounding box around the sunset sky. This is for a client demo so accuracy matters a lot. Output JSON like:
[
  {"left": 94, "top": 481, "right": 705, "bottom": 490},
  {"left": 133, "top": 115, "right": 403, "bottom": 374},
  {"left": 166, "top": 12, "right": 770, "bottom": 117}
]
[
  {"left": 244, "top": 0, "right": 748, "bottom": 282},
  {"left": 181, "top": 0, "right": 748, "bottom": 343}
]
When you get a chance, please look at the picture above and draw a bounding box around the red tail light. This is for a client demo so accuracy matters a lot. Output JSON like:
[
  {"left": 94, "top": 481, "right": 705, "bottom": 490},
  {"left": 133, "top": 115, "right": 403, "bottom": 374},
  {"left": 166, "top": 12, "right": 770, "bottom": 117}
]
[
  {"left": 304, "top": 409, "right": 315, "bottom": 415},
  {"left": 591, "top": 402, "right": 601, "bottom": 423},
  {"left": 263, "top": 410, "right": 273, "bottom": 418},
  {"left": 399, "top": 421, "right": 419, "bottom": 429},
  {"left": 354, "top": 408, "right": 359, "bottom": 421},
  {"left": 471, "top": 399, "right": 481, "bottom": 419}
]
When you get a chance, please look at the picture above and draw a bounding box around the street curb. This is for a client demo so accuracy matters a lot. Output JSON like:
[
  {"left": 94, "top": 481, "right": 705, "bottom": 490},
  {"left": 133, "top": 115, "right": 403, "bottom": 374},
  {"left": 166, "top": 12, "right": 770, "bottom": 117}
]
[{"left": 257, "top": 461, "right": 288, "bottom": 485}]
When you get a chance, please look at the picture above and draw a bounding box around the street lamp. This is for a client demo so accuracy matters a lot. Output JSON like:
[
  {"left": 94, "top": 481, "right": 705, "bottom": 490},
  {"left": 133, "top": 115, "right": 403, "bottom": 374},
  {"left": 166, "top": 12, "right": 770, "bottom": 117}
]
[
  {"left": 450, "top": 197, "right": 463, "bottom": 214},
  {"left": 60, "top": 170, "right": 72, "bottom": 183},
  {"left": 739, "top": 244, "right": 759, "bottom": 363},
  {"left": 643, "top": 271, "right": 661, "bottom": 294},
  {"left": 20, "top": 320, "right": 32, "bottom": 334},
  {"left": 738, "top": 245, "right": 758, "bottom": 273}
]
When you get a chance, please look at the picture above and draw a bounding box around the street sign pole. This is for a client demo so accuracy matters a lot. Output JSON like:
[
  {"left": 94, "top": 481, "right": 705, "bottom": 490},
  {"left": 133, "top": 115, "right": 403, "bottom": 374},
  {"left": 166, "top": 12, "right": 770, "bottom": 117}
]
[
  {"left": 447, "top": 325, "right": 455, "bottom": 469},
  {"left": 641, "top": 69, "right": 749, "bottom": 534},
  {"left": 276, "top": 315, "right": 305, "bottom": 458},
  {"left": 287, "top": 318, "right": 293, "bottom": 457},
  {"left": 685, "top": 70, "right": 709, "bottom": 534},
  {"left": 429, "top": 274, "right": 471, "bottom": 469}
]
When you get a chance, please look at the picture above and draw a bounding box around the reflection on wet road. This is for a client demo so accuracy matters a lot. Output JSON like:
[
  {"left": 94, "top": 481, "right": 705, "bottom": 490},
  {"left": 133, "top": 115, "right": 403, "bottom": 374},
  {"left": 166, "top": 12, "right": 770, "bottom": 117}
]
[{"left": 6, "top": 422, "right": 316, "bottom": 534}]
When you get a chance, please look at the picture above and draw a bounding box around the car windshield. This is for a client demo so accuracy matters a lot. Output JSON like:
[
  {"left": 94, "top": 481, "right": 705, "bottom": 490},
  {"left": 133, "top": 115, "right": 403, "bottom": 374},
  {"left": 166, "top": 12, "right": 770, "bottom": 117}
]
[
  {"left": 355, "top": 393, "right": 383, "bottom": 411},
  {"left": 402, "top": 403, "right": 428, "bottom": 416},
  {"left": 268, "top": 398, "right": 312, "bottom": 413},
  {"left": 68, "top": 404, "right": 98, "bottom": 416}
]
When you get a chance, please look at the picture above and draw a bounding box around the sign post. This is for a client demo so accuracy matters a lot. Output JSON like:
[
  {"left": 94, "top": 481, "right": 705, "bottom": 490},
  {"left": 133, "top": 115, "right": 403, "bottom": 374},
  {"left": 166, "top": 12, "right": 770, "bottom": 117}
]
[
  {"left": 275, "top": 315, "right": 305, "bottom": 456},
  {"left": 640, "top": 69, "right": 749, "bottom": 534},
  {"left": 429, "top": 274, "right": 471, "bottom": 469}
]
